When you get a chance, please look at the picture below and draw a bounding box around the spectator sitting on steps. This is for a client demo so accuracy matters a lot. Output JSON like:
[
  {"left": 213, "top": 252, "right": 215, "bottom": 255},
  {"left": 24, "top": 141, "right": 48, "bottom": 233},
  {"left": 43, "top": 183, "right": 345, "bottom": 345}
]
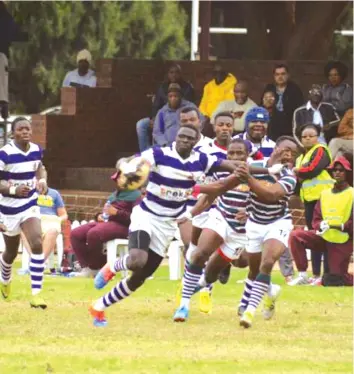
[
  {"left": 293, "top": 84, "right": 340, "bottom": 145},
  {"left": 211, "top": 80, "right": 256, "bottom": 135},
  {"left": 136, "top": 63, "right": 195, "bottom": 152},
  {"left": 262, "top": 63, "right": 304, "bottom": 140},
  {"left": 199, "top": 63, "right": 236, "bottom": 138},
  {"left": 153, "top": 83, "right": 197, "bottom": 147},
  {"left": 70, "top": 174, "right": 141, "bottom": 277},
  {"left": 322, "top": 61, "right": 353, "bottom": 118},
  {"left": 62, "top": 49, "right": 97, "bottom": 88},
  {"left": 328, "top": 108, "right": 353, "bottom": 158}
]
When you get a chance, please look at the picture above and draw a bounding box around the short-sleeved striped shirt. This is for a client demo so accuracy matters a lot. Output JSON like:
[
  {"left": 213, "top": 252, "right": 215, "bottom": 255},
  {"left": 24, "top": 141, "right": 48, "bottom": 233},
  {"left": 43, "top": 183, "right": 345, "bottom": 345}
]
[
  {"left": 247, "top": 160, "right": 296, "bottom": 224},
  {"left": 0, "top": 141, "right": 43, "bottom": 215},
  {"left": 139, "top": 144, "right": 221, "bottom": 219}
]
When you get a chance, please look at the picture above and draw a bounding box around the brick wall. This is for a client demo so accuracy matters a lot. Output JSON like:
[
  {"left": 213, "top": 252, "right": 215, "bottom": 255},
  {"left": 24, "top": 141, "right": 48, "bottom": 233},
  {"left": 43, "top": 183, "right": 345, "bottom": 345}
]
[{"left": 30, "top": 59, "right": 353, "bottom": 190}]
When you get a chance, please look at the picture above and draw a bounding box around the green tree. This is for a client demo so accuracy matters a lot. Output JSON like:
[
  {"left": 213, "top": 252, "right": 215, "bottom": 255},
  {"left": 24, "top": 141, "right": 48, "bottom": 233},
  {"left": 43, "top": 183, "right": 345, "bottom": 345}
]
[{"left": 7, "top": 1, "right": 189, "bottom": 113}]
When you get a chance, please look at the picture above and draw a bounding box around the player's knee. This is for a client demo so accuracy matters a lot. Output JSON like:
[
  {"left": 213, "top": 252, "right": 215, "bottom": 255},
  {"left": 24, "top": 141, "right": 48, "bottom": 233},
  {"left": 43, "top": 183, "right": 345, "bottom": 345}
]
[
  {"left": 128, "top": 251, "right": 148, "bottom": 270},
  {"left": 30, "top": 237, "right": 43, "bottom": 254},
  {"left": 191, "top": 249, "right": 209, "bottom": 266},
  {"left": 205, "top": 271, "right": 217, "bottom": 284},
  {"left": 260, "top": 258, "right": 275, "bottom": 274}
]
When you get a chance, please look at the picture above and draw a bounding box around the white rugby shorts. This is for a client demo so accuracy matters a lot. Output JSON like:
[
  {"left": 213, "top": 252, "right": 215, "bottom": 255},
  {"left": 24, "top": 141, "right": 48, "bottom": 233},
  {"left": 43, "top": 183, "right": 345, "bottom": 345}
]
[
  {"left": 192, "top": 207, "right": 216, "bottom": 229},
  {"left": 245, "top": 218, "right": 293, "bottom": 254},
  {"left": 41, "top": 214, "right": 62, "bottom": 236},
  {"left": 1, "top": 205, "right": 41, "bottom": 237},
  {"left": 203, "top": 208, "right": 247, "bottom": 261},
  {"left": 129, "top": 205, "right": 177, "bottom": 258}
]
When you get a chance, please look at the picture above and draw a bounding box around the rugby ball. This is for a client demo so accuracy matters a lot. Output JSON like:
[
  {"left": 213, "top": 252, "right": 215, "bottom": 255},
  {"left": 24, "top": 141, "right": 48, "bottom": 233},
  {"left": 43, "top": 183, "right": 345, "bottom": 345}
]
[{"left": 116, "top": 157, "right": 151, "bottom": 191}]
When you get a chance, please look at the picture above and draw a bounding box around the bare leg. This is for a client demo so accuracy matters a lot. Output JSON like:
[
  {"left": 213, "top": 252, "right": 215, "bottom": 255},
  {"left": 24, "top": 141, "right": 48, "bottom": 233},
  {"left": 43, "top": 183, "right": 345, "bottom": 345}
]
[
  {"left": 42, "top": 229, "right": 59, "bottom": 261},
  {"left": 178, "top": 220, "right": 192, "bottom": 254},
  {"left": 204, "top": 250, "right": 231, "bottom": 284},
  {"left": 245, "top": 239, "right": 285, "bottom": 315}
]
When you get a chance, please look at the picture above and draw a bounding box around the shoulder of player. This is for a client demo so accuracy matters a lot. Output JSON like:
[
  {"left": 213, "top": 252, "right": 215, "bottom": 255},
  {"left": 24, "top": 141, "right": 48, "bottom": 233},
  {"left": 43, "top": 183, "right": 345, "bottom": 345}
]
[{"left": 29, "top": 142, "right": 42, "bottom": 151}]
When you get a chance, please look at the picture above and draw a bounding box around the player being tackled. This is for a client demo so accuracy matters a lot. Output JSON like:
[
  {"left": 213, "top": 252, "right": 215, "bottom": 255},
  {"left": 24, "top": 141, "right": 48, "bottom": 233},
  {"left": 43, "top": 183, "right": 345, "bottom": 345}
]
[{"left": 90, "top": 125, "right": 244, "bottom": 327}]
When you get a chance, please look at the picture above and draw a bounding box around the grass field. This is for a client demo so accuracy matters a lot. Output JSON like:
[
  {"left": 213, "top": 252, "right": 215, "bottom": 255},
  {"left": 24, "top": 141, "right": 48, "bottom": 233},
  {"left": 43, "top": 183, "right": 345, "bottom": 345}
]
[{"left": 0, "top": 263, "right": 352, "bottom": 374}]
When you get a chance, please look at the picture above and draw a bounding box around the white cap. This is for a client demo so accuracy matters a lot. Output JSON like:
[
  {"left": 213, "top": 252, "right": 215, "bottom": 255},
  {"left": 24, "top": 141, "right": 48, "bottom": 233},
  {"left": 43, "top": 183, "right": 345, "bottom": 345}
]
[{"left": 77, "top": 49, "right": 92, "bottom": 64}]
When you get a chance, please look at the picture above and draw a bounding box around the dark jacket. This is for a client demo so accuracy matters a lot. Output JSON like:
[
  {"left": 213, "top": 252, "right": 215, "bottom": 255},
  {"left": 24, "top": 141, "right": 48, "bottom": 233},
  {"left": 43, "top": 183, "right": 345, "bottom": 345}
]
[
  {"left": 0, "top": 4, "right": 28, "bottom": 57},
  {"left": 293, "top": 101, "right": 340, "bottom": 144},
  {"left": 322, "top": 83, "right": 353, "bottom": 118},
  {"left": 151, "top": 80, "right": 195, "bottom": 118},
  {"left": 262, "top": 81, "right": 304, "bottom": 139}
]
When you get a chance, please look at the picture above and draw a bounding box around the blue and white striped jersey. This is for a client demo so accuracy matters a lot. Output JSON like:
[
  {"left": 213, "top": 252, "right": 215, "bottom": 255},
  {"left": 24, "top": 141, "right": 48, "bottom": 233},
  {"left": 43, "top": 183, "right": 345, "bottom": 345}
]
[
  {"left": 0, "top": 141, "right": 43, "bottom": 215},
  {"left": 199, "top": 139, "right": 228, "bottom": 181},
  {"left": 186, "top": 139, "right": 228, "bottom": 209},
  {"left": 248, "top": 160, "right": 296, "bottom": 224},
  {"left": 193, "top": 134, "right": 212, "bottom": 152},
  {"left": 139, "top": 144, "right": 221, "bottom": 218},
  {"left": 217, "top": 182, "right": 250, "bottom": 234}
]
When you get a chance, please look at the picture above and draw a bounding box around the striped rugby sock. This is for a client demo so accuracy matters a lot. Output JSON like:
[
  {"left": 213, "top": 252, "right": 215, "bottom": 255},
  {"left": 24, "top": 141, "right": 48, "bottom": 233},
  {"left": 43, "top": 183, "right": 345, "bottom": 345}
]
[
  {"left": 180, "top": 262, "right": 203, "bottom": 308},
  {"left": 112, "top": 254, "right": 129, "bottom": 273},
  {"left": 0, "top": 254, "right": 12, "bottom": 284},
  {"left": 246, "top": 273, "right": 271, "bottom": 314},
  {"left": 239, "top": 278, "right": 253, "bottom": 308},
  {"left": 94, "top": 278, "right": 132, "bottom": 311},
  {"left": 30, "top": 253, "right": 45, "bottom": 295}
]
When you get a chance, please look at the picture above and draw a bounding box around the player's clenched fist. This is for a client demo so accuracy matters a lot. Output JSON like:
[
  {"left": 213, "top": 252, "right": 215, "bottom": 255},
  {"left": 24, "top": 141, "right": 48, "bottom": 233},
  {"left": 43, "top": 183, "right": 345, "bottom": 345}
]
[{"left": 15, "top": 185, "right": 32, "bottom": 197}]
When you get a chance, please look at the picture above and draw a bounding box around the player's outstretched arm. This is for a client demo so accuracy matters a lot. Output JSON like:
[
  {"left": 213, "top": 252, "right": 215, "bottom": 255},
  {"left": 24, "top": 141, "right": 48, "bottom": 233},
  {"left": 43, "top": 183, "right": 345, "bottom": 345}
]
[{"left": 216, "top": 160, "right": 285, "bottom": 177}]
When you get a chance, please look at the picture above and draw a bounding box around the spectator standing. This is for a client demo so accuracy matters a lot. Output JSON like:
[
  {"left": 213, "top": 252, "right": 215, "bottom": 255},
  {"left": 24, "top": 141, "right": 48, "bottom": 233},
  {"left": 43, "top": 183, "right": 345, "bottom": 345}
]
[
  {"left": 153, "top": 83, "right": 197, "bottom": 147},
  {"left": 233, "top": 106, "right": 275, "bottom": 160},
  {"left": 293, "top": 84, "right": 340, "bottom": 145},
  {"left": 211, "top": 81, "right": 256, "bottom": 134},
  {"left": 261, "top": 90, "right": 284, "bottom": 142},
  {"left": 289, "top": 156, "right": 353, "bottom": 287},
  {"left": 328, "top": 108, "right": 353, "bottom": 158},
  {"left": 293, "top": 124, "right": 334, "bottom": 284},
  {"left": 0, "top": 2, "right": 28, "bottom": 121},
  {"left": 322, "top": 61, "right": 353, "bottom": 118},
  {"left": 62, "top": 49, "right": 97, "bottom": 88},
  {"left": 262, "top": 64, "right": 304, "bottom": 139},
  {"left": 71, "top": 178, "right": 141, "bottom": 277},
  {"left": 136, "top": 63, "right": 195, "bottom": 152},
  {"left": 37, "top": 186, "right": 68, "bottom": 266}
]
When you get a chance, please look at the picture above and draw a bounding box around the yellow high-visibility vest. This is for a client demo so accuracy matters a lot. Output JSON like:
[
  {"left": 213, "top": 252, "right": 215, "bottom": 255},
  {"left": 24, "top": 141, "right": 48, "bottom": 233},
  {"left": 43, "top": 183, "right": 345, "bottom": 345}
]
[
  {"left": 296, "top": 144, "right": 334, "bottom": 202},
  {"left": 320, "top": 187, "right": 354, "bottom": 244}
]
